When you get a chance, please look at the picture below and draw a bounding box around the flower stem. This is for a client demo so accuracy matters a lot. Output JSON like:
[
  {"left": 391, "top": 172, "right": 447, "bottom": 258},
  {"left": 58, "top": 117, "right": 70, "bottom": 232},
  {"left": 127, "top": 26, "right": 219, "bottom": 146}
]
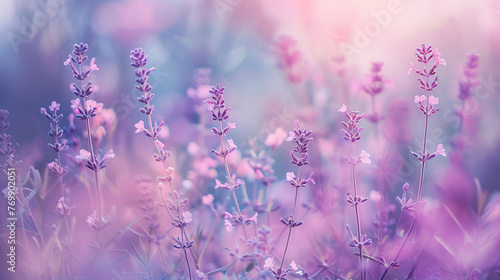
[{"left": 278, "top": 166, "right": 301, "bottom": 275}]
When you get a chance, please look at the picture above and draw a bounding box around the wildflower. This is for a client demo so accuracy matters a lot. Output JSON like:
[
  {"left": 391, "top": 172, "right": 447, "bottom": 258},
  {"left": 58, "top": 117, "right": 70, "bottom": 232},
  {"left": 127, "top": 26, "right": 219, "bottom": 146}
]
[
  {"left": 339, "top": 105, "right": 366, "bottom": 142},
  {"left": 359, "top": 150, "right": 371, "bottom": 164},
  {"left": 408, "top": 44, "right": 445, "bottom": 93},
  {"left": 265, "top": 127, "right": 288, "bottom": 150},
  {"left": 56, "top": 197, "right": 75, "bottom": 216},
  {"left": 287, "top": 120, "right": 313, "bottom": 167},
  {"left": 224, "top": 219, "right": 233, "bottom": 232},
  {"left": 346, "top": 224, "right": 372, "bottom": 249},
  {"left": 182, "top": 211, "right": 192, "bottom": 224},
  {"left": 290, "top": 261, "right": 298, "bottom": 271},
  {"left": 264, "top": 258, "right": 275, "bottom": 269},
  {"left": 428, "top": 96, "right": 439, "bottom": 105},
  {"left": 202, "top": 194, "right": 214, "bottom": 205},
  {"left": 458, "top": 52, "right": 480, "bottom": 101},
  {"left": 435, "top": 144, "right": 446, "bottom": 157},
  {"left": 196, "top": 270, "right": 208, "bottom": 280},
  {"left": 134, "top": 120, "right": 146, "bottom": 133}
]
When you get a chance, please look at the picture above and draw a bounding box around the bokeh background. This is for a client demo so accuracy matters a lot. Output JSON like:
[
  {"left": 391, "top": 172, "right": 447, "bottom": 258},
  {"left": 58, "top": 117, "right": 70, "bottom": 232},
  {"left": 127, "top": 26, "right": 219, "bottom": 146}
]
[{"left": 1, "top": 0, "right": 500, "bottom": 279}]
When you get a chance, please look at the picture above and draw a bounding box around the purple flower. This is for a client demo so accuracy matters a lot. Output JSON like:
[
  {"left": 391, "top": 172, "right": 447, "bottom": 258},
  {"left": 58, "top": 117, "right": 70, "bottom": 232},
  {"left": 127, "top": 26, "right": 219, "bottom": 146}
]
[
  {"left": 408, "top": 44, "right": 445, "bottom": 93},
  {"left": 346, "top": 224, "right": 372, "bottom": 249},
  {"left": 130, "top": 48, "right": 156, "bottom": 115},
  {"left": 339, "top": 104, "right": 366, "bottom": 142},
  {"left": 458, "top": 52, "right": 480, "bottom": 101},
  {"left": 360, "top": 62, "right": 385, "bottom": 96},
  {"left": 204, "top": 84, "right": 232, "bottom": 122},
  {"left": 286, "top": 120, "right": 313, "bottom": 167}
]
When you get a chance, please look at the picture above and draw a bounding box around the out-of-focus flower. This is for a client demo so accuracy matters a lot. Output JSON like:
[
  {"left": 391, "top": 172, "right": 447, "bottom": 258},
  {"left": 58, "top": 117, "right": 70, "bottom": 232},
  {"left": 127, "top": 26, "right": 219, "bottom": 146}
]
[
  {"left": 359, "top": 150, "right": 371, "bottom": 164},
  {"left": 264, "top": 257, "right": 275, "bottom": 269},
  {"left": 202, "top": 194, "right": 214, "bottom": 205},
  {"left": 265, "top": 127, "right": 288, "bottom": 150},
  {"left": 224, "top": 219, "right": 233, "bottom": 232}
]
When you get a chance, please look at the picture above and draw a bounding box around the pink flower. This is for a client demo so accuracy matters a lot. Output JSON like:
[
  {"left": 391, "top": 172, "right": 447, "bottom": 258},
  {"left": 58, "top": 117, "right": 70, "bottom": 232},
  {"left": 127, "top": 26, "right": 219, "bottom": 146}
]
[
  {"left": 435, "top": 144, "right": 446, "bottom": 157},
  {"left": 286, "top": 172, "right": 295, "bottom": 182},
  {"left": 226, "top": 122, "right": 236, "bottom": 130},
  {"left": 71, "top": 98, "right": 80, "bottom": 112},
  {"left": 428, "top": 96, "right": 439, "bottom": 105},
  {"left": 165, "top": 167, "right": 175, "bottom": 181},
  {"left": 265, "top": 127, "right": 288, "bottom": 150},
  {"left": 407, "top": 62, "right": 417, "bottom": 75},
  {"left": 76, "top": 149, "right": 92, "bottom": 161},
  {"left": 182, "top": 211, "right": 193, "bottom": 224},
  {"left": 63, "top": 55, "right": 72, "bottom": 66},
  {"left": 264, "top": 258, "right": 274, "bottom": 269},
  {"left": 359, "top": 150, "right": 371, "bottom": 164},
  {"left": 433, "top": 48, "right": 446, "bottom": 66},
  {"left": 196, "top": 270, "right": 208, "bottom": 280},
  {"left": 134, "top": 120, "right": 146, "bottom": 133},
  {"left": 338, "top": 104, "right": 347, "bottom": 113},
  {"left": 224, "top": 219, "right": 232, "bottom": 232},
  {"left": 90, "top": 57, "right": 99, "bottom": 71},
  {"left": 227, "top": 139, "right": 237, "bottom": 150},
  {"left": 369, "top": 190, "right": 381, "bottom": 203},
  {"left": 403, "top": 182, "right": 410, "bottom": 192},
  {"left": 290, "top": 261, "right": 298, "bottom": 271},
  {"left": 103, "top": 149, "right": 115, "bottom": 160},
  {"left": 215, "top": 179, "right": 226, "bottom": 189},
  {"left": 202, "top": 194, "right": 214, "bottom": 205},
  {"left": 155, "top": 140, "right": 165, "bottom": 150},
  {"left": 414, "top": 95, "right": 426, "bottom": 103},
  {"left": 249, "top": 212, "right": 258, "bottom": 224},
  {"left": 49, "top": 101, "right": 60, "bottom": 112}
]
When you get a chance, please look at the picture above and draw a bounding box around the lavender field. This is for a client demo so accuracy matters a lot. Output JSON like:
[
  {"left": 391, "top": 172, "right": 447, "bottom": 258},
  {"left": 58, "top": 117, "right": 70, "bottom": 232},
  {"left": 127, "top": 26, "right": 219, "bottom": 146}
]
[{"left": 1, "top": 1, "right": 500, "bottom": 279}]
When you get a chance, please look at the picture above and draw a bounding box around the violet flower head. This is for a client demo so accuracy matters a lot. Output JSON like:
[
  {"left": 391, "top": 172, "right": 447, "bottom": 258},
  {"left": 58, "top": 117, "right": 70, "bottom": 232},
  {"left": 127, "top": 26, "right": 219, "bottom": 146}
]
[
  {"left": 286, "top": 120, "right": 313, "bottom": 167},
  {"left": 458, "top": 51, "right": 480, "bottom": 101},
  {"left": 408, "top": 44, "right": 446, "bottom": 92},
  {"left": 64, "top": 43, "right": 98, "bottom": 96},
  {"left": 204, "top": 84, "right": 237, "bottom": 158},
  {"left": 361, "top": 62, "right": 385, "bottom": 96},
  {"left": 339, "top": 104, "right": 365, "bottom": 142},
  {"left": 0, "top": 109, "right": 20, "bottom": 168},
  {"left": 205, "top": 84, "right": 232, "bottom": 122},
  {"left": 41, "top": 101, "right": 69, "bottom": 176},
  {"left": 130, "top": 48, "right": 156, "bottom": 115}
]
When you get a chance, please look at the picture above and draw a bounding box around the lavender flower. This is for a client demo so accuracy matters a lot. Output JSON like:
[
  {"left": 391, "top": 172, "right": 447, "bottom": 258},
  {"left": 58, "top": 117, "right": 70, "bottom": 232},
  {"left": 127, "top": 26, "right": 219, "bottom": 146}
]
[
  {"left": 0, "top": 109, "right": 20, "bottom": 168},
  {"left": 361, "top": 62, "right": 385, "bottom": 96},
  {"left": 458, "top": 52, "right": 480, "bottom": 101},
  {"left": 64, "top": 42, "right": 112, "bottom": 238},
  {"left": 205, "top": 84, "right": 248, "bottom": 238},
  {"left": 339, "top": 104, "right": 365, "bottom": 142},
  {"left": 130, "top": 48, "right": 169, "bottom": 164},
  {"left": 339, "top": 104, "right": 371, "bottom": 280},
  {"left": 276, "top": 120, "right": 314, "bottom": 280},
  {"left": 41, "top": 101, "right": 69, "bottom": 176}
]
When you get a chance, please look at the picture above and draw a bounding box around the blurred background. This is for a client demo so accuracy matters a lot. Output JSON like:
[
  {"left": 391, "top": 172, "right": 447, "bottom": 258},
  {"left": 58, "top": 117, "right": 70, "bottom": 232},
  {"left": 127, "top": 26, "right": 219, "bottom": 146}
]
[{"left": 1, "top": 0, "right": 500, "bottom": 279}]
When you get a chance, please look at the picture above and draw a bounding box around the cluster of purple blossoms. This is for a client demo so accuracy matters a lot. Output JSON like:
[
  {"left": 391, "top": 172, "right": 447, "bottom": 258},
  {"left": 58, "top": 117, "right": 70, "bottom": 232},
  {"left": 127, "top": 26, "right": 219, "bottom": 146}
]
[
  {"left": 0, "top": 109, "right": 19, "bottom": 168},
  {"left": 64, "top": 43, "right": 114, "bottom": 171},
  {"left": 408, "top": 44, "right": 446, "bottom": 116},
  {"left": 361, "top": 62, "right": 385, "bottom": 96},
  {"left": 339, "top": 104, "right": 365, "bottom": 143},
  {"left": 64, "top": 43, "right": 100, "bottom": 120},
  {"left": 41, "top": 101, "right": 69, "bottom": 176},
  {"left": 130, "top": 48, "right": 169, "bottom": 164},
  {"left": 458, "top": 52, "right": 480, "bottom": 101},
  {"left": 130, "top": 48, "right": 156, "bottom": 115},
  {"left": 204, "top": 84, "right": 240, "bottom": 188},
  {"left": 284, "top": 120, "right": 315, "bottom": 190}
]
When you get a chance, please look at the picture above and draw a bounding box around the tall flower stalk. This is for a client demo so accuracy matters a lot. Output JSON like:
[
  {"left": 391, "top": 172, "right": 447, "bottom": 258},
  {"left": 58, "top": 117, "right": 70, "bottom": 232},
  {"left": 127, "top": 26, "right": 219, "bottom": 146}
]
[
  {"left": 130, "top": 48, "right": 193, "bottom": 279},
  {"left": 40, "top": 102, "right": 72, "bottom": 239},
  {"left": 271, "top": 120, "right": 314, "bottom": 280},
  {"left": 204, "top": 84, "right": 250, "bottom": 239},
  {"left": 64, "top": 43, "right": 114, "bottom": 244},
  {"left": 339, "top": 104, "right": 372, "bottom": 280},
  {"left": 381, "top": 44, "right": 447, "bottom": 279}
]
